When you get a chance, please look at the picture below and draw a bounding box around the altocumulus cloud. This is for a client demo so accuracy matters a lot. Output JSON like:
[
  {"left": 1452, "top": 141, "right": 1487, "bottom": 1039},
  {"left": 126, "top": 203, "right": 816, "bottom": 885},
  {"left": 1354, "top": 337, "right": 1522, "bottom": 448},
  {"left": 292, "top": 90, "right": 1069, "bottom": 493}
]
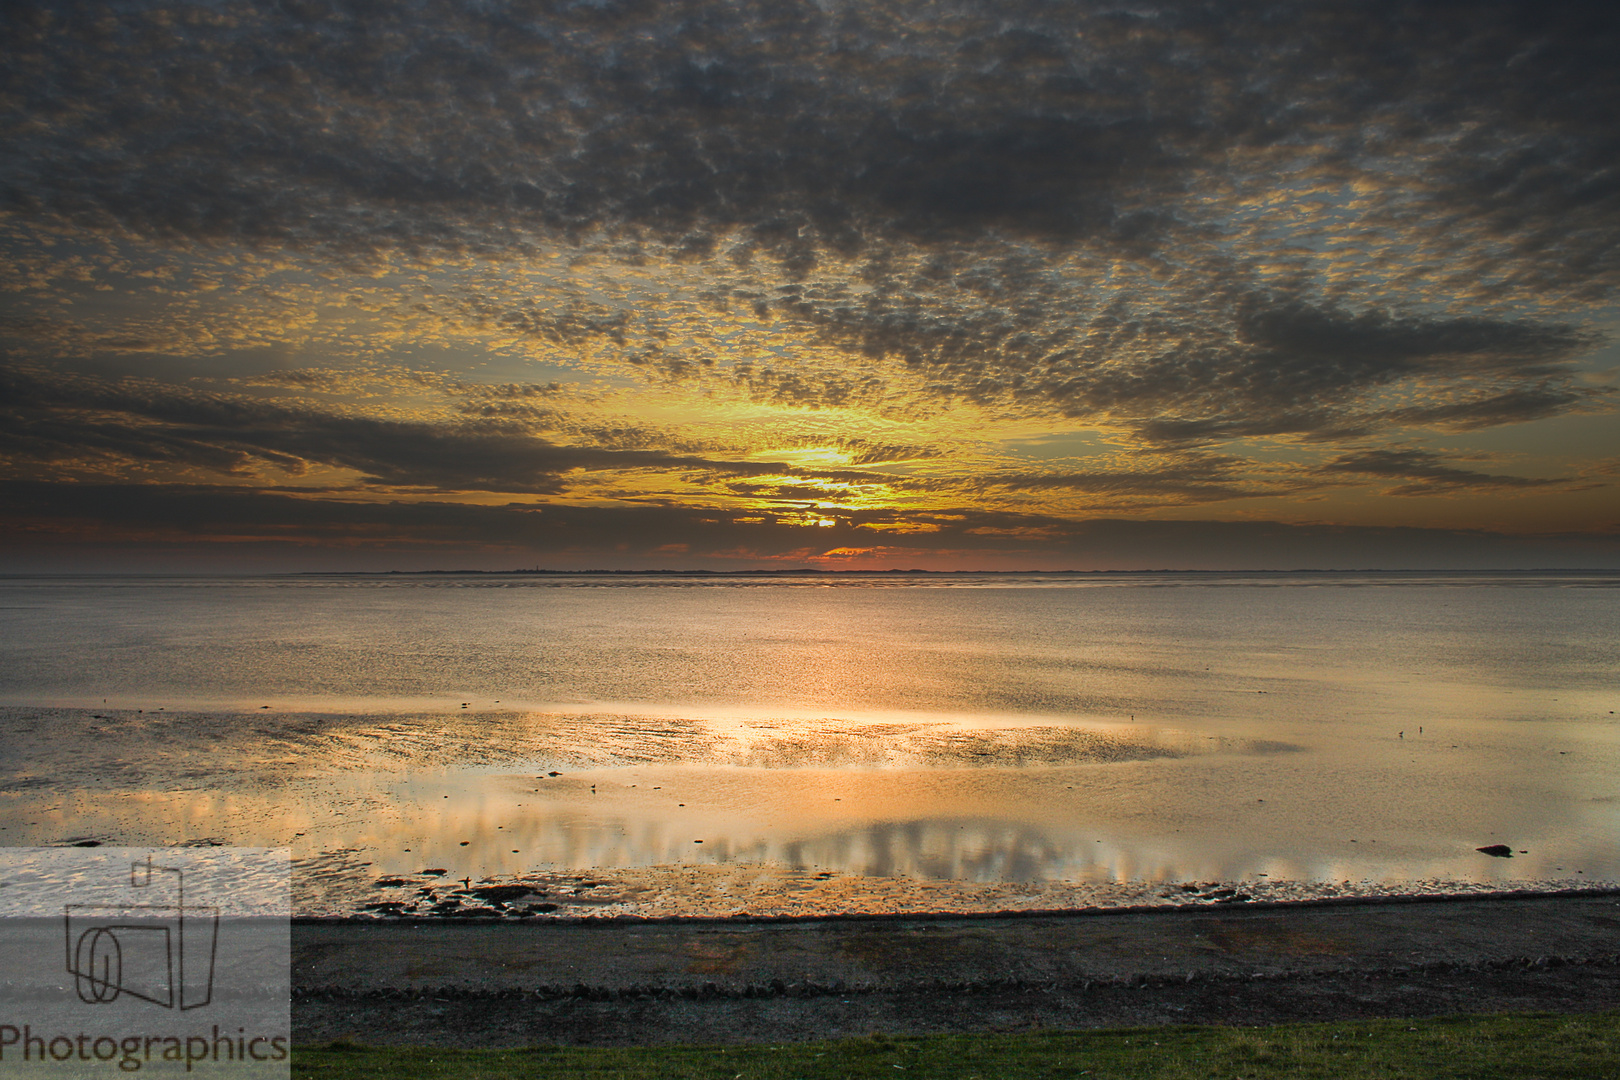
[{"left": 1, "top": 0, "right": 1617, "bottom": 566}]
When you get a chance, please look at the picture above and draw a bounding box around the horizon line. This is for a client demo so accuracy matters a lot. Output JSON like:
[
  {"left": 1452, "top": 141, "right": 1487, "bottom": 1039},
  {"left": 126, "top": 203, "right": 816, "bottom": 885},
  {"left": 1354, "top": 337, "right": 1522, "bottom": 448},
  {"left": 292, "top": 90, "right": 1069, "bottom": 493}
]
[{"left": 4, "top": 567, "right": 1618, "bottom": 579}]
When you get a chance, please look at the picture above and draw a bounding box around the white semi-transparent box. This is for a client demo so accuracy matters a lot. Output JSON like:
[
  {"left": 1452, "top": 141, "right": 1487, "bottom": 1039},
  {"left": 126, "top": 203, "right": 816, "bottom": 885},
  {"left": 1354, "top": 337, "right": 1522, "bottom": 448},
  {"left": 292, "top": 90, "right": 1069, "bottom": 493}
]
[{"left": 0, "top": 848, "right": 289, "bottom": 1078}]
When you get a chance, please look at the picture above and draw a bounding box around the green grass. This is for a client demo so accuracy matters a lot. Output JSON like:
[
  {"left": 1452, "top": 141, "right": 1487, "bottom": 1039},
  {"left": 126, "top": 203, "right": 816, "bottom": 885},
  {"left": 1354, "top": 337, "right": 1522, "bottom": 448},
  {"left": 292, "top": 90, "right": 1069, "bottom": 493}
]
[{"left": 294, "top": 1011, "right": 1620, "bottom": 1078}]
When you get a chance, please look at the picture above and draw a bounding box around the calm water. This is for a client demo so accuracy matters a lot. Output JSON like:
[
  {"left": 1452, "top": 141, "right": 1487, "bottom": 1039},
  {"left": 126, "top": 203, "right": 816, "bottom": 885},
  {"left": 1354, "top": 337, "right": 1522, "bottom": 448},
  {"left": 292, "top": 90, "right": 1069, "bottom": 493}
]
[{"left": 1, "top": 571, "right": 1616, "bottom": 910}]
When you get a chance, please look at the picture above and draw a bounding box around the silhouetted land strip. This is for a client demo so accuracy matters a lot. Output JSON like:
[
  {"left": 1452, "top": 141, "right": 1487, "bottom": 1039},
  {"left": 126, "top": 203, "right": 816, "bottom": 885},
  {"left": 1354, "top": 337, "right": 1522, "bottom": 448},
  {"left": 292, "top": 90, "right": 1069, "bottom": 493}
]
[{"left": 329, "top": 567, "right": 1620, "bottom": 578}]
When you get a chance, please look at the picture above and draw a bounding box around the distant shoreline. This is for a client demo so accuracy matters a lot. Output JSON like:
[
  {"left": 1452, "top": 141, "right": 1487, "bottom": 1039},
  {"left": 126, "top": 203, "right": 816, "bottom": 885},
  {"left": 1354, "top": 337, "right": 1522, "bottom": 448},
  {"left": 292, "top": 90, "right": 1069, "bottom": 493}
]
[
  {"left": 4, "top": 566, "right": 1618, "bottom": 580},
  {"left": 361, "top": 566, "right": 1620, "bottom": 577}
]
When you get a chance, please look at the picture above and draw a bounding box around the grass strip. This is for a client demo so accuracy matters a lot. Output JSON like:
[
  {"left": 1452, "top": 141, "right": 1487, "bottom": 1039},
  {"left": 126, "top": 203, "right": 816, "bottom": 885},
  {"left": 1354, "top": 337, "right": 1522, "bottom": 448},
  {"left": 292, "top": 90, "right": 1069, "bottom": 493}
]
[{"left": 295, "top": 1010, "right": 1620, "bottom": 1079}]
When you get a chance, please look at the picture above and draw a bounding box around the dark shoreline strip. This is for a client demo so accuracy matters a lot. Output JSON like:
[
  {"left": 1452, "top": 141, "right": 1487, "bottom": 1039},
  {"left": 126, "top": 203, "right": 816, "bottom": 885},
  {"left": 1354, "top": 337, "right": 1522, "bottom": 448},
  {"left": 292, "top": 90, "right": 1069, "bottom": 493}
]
[{"left": 293, "top": 885, "right": 1620, "bottom": 927}]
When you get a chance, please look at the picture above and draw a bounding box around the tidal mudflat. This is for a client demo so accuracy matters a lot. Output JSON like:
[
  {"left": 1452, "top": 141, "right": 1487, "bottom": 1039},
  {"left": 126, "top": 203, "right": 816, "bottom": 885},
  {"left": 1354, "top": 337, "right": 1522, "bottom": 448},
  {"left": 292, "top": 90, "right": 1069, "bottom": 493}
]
[{"left": 1, "top": 572, "right": 1616, "bottom": 916}]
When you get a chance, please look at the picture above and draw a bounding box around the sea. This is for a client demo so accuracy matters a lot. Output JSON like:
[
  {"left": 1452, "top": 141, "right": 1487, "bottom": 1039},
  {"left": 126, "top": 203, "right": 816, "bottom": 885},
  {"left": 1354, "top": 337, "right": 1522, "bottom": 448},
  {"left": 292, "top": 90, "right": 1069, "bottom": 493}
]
[{"left": 1, "top": 570, "right": 1616, "bottom": 915}]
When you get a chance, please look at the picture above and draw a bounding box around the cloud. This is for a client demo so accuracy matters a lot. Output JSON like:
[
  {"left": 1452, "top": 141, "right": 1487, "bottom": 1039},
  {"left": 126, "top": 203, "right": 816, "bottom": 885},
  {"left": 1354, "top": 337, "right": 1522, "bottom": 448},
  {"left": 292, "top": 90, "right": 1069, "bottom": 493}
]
[
  {"left": 1316, "top": 448, "right": 1565, "bottom": 497},
  {"left": 5, "top": 5, "right": 1615, "bottom": 424},
  {"left": 1234, "top": 303, "right": 1597, "bottom": 384},
  {"left": 1389, "top": 383, "right": 1611, "bottom": 431},
  {"left": 0, "top": 363, "right": 797, "bottom": 493},
  {"left": 975, "top": 453, "right": 1276, "bottom": 505},
  {"left": 11, "top": 8, "right": 1615, "bottom": 260},
  {"left": 847, "top": 292, "right": 1607, "bottom": 444},
  {"left": 2, "top": 1, "right": 1618, "bottom": 566},
  {"left": 6, "top": 3, "right": 1617, "bottom": 287},
  {"left": 3, "top": 480, "right": 1614, "bottom": 572},
  {"left": 837, "top": 438, "right": 938, "bottom": 466}
]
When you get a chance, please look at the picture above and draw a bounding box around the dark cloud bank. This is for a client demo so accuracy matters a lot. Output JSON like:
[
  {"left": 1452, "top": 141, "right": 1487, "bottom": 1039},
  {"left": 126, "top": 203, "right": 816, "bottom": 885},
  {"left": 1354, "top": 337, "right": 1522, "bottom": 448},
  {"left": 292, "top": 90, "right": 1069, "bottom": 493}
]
[
  {"left": 0, "top": 362, "right": 798, "bottom": 493},
  {"left": 3, "top": 480, "right": 1615, "bottom": 573},
  {"left": 8, "top": 2, "right": 1616, "bottom": 264}
]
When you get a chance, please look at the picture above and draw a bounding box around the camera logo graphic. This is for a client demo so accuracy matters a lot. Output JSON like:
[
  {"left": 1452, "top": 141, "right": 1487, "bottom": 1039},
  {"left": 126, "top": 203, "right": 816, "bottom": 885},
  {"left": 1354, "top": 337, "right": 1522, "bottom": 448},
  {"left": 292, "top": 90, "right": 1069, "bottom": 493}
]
[{"left": 63, "top": 855, "right": 220, "bottom": 1010}]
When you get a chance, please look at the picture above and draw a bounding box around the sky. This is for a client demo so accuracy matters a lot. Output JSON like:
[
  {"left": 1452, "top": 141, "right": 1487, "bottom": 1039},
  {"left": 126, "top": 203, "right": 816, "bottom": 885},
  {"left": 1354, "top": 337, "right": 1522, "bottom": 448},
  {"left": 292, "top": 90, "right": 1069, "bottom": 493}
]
[{"left": 2, "top": 1, "right": 1618, "bottom": 572}]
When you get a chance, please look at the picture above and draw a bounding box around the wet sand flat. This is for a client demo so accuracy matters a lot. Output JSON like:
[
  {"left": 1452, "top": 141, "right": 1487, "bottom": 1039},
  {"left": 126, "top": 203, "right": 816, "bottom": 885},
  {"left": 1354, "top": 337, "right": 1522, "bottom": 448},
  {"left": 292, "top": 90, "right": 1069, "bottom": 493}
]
[{"left": 6, "top": 705, "right": 1619, "bottom": 920}]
